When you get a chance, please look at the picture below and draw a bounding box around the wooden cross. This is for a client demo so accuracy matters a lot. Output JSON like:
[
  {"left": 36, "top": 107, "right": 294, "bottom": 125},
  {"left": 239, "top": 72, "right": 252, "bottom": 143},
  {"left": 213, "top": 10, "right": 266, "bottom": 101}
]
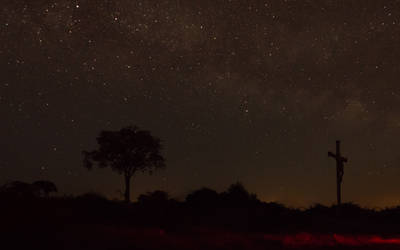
[{"left": 328, "top": 140, "right": 348, "bottom": 206}]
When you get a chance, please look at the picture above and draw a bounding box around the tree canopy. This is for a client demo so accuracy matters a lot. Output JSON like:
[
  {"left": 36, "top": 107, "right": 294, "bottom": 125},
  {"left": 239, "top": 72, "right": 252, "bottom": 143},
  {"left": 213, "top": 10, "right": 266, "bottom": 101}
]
[{"left": 83, "top": 126, "right": 165, "bottom": 202}]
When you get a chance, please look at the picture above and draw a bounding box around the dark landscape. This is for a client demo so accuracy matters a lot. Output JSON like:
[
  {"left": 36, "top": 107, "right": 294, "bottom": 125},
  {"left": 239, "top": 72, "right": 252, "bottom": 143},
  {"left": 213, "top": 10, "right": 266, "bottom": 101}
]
[{"left": 2, "top": 181, "right": 400, "bottom": 249}]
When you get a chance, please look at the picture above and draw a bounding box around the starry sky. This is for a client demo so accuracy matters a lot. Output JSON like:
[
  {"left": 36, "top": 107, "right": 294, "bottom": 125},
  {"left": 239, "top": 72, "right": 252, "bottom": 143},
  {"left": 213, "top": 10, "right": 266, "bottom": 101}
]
[{"left": 2, "top": 0, "right": 400, "bottom": 207}]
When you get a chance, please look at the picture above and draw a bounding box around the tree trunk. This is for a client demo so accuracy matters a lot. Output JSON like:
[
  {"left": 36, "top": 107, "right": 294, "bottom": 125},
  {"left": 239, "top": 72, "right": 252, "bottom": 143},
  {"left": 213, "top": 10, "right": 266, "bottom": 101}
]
[{"left": 124, "top": 175, "right": 131, "bottom": 202}]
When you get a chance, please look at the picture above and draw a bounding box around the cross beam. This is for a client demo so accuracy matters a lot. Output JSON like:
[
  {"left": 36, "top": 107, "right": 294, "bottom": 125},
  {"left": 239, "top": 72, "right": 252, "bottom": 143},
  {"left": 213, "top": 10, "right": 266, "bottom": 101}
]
[{"left": 328, "top": 140, "right": 348, "bottom": 206}]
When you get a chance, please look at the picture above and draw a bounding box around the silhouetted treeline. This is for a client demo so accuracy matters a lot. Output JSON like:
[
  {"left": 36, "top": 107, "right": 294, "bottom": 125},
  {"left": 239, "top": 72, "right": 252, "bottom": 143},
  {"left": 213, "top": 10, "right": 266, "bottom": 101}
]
[
  {"left": 0, "top": 180, "right": 57, "bottom": 199},
  {"left": 1, "top": 180, "right": 400, "bottom": 236},
  {"left": 3, "top": 181, "right": 400, "bottom": 249}
]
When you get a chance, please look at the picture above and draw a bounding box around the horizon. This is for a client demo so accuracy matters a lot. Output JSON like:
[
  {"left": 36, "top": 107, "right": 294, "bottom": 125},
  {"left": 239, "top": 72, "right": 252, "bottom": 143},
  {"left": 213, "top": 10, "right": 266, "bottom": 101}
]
[{"left": 3, "top": 177, "right": 399, "bottom": 210}]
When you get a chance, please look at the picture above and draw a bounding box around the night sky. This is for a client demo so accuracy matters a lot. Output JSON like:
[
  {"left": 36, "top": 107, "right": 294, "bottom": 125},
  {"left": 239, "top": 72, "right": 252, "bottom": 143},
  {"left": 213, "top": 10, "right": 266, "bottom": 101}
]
[{"left": 2, "top": 0, "right": 400, "bottom": 207}]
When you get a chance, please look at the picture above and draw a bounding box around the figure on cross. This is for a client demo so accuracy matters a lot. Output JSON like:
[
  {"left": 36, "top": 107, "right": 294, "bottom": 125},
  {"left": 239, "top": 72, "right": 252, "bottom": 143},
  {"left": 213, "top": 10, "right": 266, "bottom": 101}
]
[{"left": 328, "top": 140, "right": 348, "bottom": 206}]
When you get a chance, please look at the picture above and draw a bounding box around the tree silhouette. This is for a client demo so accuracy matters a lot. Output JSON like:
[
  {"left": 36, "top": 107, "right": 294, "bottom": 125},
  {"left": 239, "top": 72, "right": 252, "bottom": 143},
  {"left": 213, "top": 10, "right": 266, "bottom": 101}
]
[
  {"left": 221, "top": 182, "right": 258, "bottom": 205},
  {"left": 83, "top": 126, "right": 165, "bottom": 202},
  {"left": 186, "top": 187, "right": 220, "bottom": 207},
  {"left": 32, "top": 180, "right": 57, "bottom": 197},
  {"left": 1, "top": 181, "right": 36, "bottom": 198},
  {"left": 138, "top": 190, "right": 169, "bottom": 206}
]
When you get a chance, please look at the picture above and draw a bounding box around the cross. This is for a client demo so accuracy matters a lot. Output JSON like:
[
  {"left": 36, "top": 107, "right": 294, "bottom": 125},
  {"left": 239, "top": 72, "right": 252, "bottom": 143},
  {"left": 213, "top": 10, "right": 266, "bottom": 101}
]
[{"left": 328, "top": 140, "right": 348, "bottom": 206}]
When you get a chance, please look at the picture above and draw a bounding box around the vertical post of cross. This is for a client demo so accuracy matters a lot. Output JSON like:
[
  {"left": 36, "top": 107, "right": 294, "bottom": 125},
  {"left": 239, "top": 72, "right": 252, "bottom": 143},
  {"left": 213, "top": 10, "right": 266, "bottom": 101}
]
[
  {"left": 336, "top": 141, "right": 341, "bottom": 205},
  {"left": 328, "top": 140, "right": 348, "bottom": 206}
]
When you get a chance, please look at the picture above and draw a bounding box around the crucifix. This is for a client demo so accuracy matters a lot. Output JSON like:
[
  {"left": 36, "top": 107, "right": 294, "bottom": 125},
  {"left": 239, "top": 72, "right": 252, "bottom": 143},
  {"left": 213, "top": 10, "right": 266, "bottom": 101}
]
[{"left": 328, "top": 140, "right": 348, "bottom": 206}]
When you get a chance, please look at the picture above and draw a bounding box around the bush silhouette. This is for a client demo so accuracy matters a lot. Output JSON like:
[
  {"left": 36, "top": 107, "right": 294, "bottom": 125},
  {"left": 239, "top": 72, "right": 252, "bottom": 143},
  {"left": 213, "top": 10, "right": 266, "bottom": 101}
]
[
  {"left": 1, "top": 181, "right": 37, "bottom": 198},
  {"left": 138, "top": 190, "right": 169, "bottom": 206},
  {"left": 221, "top": 182, "right": 258, "bottom": 206},
  {"left": 32, "top": 180, "right": 58, "bottom": 197},
  {"left": 186, "top": 187, "right": 220, "bottom": 207}
]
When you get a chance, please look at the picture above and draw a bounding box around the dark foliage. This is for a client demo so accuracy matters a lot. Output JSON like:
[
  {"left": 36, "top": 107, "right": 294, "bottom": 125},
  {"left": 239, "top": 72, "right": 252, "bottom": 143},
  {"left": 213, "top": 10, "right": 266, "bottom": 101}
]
[
  {"left": 138, "top": 190, "right": 169, "bottom": 206},
  {"left": 0, "top": 180, "right": 57, "bottom": 199},
  {"left": 83, "top": 125, "right": 165, "bottom": 202},
  {"left": 186, "top": 187, "right": 220, "bottom": 207},
  {"left": 32, "top": 180, "right": 58, "bottom": 197},
  {"left": 2, "top": 181, "right": 400, "bottom": 249}
]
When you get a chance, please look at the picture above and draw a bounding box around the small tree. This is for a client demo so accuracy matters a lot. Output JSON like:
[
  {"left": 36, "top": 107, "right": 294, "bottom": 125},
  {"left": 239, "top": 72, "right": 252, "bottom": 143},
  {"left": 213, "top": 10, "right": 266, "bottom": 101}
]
[
  {"left": 83, "top": 126, "right": 165, "bottom": 202},
  {"left": 1, "top": 181, "right": 35, "bottom": 198},
  {"left": 138, "top": 190, "right": 169, "bottom": 206},
  {"left": 32, "top": 180, "right": 58, "bottom": 197},
  {"left": 221, "top": 182, "right": 258, "bottom": 205},
  {"left": 186, "top": 187, "right": 220, "bottom": 207}
]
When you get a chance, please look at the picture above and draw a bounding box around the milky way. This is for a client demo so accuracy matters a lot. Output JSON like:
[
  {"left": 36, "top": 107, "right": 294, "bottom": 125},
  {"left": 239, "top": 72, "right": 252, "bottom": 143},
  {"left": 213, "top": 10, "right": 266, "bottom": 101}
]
[{"left": 2, "top": 0, "right": 400, "bottom": 207}]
